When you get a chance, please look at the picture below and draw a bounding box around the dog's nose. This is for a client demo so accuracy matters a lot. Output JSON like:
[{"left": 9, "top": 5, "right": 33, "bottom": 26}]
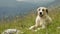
[{"left": 40, "top": 12, "right": 42, "bottom": 15}]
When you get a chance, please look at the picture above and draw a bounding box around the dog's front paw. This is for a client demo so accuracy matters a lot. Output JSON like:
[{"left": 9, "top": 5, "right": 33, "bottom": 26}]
[{"left": 29, "top": 26, "right": 35, "bottom": 30}]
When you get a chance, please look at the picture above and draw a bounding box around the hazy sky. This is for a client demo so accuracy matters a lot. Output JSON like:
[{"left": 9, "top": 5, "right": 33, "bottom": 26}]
[
  {"left": 16, "top": 0, "right": 55, "bottom": 2},
  {"left": 0, "top": 0, "right": 16, "bottom": 7},
  {"left": 0, "top": 0, "right": 55, "bottom": 7}
]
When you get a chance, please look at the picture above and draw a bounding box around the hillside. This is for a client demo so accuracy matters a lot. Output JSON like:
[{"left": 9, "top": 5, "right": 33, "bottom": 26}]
[
  {"left": 0, "top": 0, "right": 60, "bottom": 19},
  {"left": 0, "top": 6, "right": 60, "bottom": 34}
]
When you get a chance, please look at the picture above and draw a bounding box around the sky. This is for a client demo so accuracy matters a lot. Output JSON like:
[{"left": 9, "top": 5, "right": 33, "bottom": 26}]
[
  {"left": 0, "top": 0, "right": 55, "bottom": 7},
  {"left": 16, "top": 0, "right": 55, "bottom": 3},
  {"left": 0, "top": 0, "right": 16, "bottom": 7}
]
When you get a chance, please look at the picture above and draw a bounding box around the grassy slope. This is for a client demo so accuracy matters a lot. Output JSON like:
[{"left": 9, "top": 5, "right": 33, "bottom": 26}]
[{"left": 0, "top": 7, "right": 60, "bottom": 34}]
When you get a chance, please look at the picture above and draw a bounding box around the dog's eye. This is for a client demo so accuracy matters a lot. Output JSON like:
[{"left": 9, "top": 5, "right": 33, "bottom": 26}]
[
  {"left": 42, "top": 9, "right": 44, "bottom": 11},
  {"left": 38, "top": 9, "right": 40, "bottom": 11}
]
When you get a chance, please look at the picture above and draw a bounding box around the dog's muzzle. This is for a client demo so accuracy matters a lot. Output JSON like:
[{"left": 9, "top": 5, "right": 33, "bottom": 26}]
[{"left": 40, "top": 12, "right": 43, "bottom": 17}]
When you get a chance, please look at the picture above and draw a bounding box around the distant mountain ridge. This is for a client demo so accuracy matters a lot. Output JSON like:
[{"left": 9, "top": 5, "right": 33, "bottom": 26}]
[{"left": 0, "top": 0, "right": 60, "bottom": 19}]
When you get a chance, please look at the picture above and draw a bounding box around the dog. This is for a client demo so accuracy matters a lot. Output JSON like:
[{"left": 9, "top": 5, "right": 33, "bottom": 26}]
[
  {"left": 1, "top": 29, "right": 23, "bottom": 34},
  {"left": 29, "top": 7, "right": 52, "bottom": 31}
]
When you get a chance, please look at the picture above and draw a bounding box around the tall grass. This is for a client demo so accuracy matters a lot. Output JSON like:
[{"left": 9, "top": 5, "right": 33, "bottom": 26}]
[{"left": 0, "top": 7, "right": 60, "bottom": 34}]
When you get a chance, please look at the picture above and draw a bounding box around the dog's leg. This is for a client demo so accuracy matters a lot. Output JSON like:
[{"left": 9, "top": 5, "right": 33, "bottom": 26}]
[
  {"left": 29, "top": 25, "right": 34, "bottom": 30},
  {"left": 29, "top": 24, "right": 38, "bottom": 30},
  {"left": 29, "top": 16, "right": 40, "bottom": 30},
  {"left": 29, "top": 20, "right": 39, "bottom": 30},
  {"left": 40, "top": 22, "right": 46, "bottom": 29},
  {"left": 45, "top": 17, "right": 52, "bottom": 26},
  {"left": 41, "top": 24, "right": 46, "bottom": 29},
  {"left": 47, "top": 16, "right": 52, "bottom": 24},
  {"left": 29, "top": 24, "right": 40, "bottom": 32}
]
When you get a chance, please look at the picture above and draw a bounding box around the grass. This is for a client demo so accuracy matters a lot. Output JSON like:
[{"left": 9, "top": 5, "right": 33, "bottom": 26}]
[{"left": 0, "top": 7, "right": 60, "bottom": 34}]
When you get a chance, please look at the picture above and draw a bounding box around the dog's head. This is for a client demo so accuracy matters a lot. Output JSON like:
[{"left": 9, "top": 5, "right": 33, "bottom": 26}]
[{"left": 37, "top": 7, "right": 48, "bottom": 17}]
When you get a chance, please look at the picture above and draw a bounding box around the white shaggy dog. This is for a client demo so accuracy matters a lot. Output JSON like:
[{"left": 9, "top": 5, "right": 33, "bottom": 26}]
[
  {"left": 29, "top": 7, "right": 52, "bottom": 31},
  {"left": 1, "top": 29, "right": 23, "bottom": 34}
]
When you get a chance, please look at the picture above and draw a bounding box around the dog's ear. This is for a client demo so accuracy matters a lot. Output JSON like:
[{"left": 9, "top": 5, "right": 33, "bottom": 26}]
[{"left": 46, "top": 9, "right": 48, "bottom": 14}]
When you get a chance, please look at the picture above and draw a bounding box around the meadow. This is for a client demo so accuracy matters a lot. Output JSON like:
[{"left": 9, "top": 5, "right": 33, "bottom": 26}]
[{"left": 0, "top": 7, "right": 60, "bottom": 34}]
